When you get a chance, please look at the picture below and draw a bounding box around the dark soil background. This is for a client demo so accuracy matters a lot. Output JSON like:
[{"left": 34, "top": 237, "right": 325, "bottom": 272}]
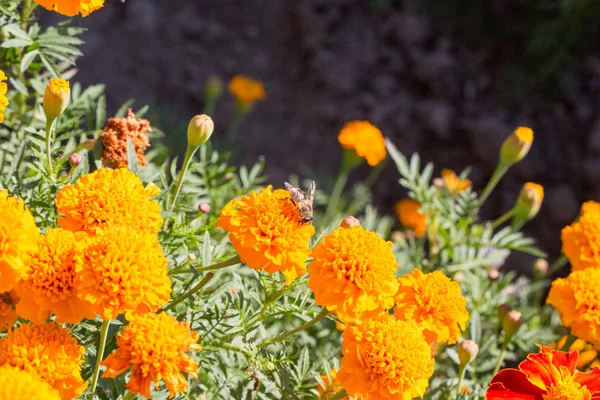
[{"left": 44, "top": 0, "right": 600, "bottom": 271}]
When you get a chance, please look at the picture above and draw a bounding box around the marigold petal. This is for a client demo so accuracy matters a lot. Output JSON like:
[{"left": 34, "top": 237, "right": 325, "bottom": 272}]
[
  {"left": 338, "top": 120, "right": 386, "bottom": 167},
  {"left": 33, "top": 0, "right": 104, "bottom": 17},
  {"left": 487, "top": 369, "right": 545, "bottom": 399}
]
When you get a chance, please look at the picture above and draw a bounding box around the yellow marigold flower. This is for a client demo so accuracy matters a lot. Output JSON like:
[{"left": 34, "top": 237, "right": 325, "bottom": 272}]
[
  {"left": 101, "top": 109, "right": 152, "bottom": 169},
  {"left": 500, "top": 126, "right": 533, "bottom": 165},
  {"left": 561, "top": 212, "right": 600, "bottom": 272},
  {"left": 394, "top": 269, "right": 468, "bottom": 345},
  {"left": 0, "top": 323, "right": 87, "bottom": 400},
  {"left": 0, "top": 70, "right": 8, "bottom": 123},
  {"left": 0, "top": 366, "right": 61, "bottom": 400},
  {"left": 33, "top": 0, "right": 104, "bottom": 17},
  {"left": 547, "top": 268, "right": 600, "bottom": 349},
  {"left": 0, "top": 291, "right": 18, "bottom": 332},
  {"left": 308, "top": 225, "right": 399, "bottom": 324},
  {"left": 77, "top": 227, "right": 171, "bottom": 320},
  {"left": 14, "top": 229, "right": 94, "bottom": 325},
  {"left": 338, "top": 120, "right": 386, "bottom": 167},
  {"left": 216, "top": 186, "right": 315, "bottom": 285},
  {"left": 549, "top": 336, "right": 600, "bottom": 369},
  {"left": 317, "top": 369, "right": 349, "bottom": 399},
  {"left": 43, "top": 78, "right": 70, "bottom": 121},
  {"left": 394, "top": 198, "right": 427, "bottom": 238},
  {"left": 337, "top": 314, "right": 435, "bottom": 399},
  {"left": 581, "top": 201, "right": 600, "bottom": 216},
  {"left": 441, "top": 169, "right": 471, "bottom": 195},
  {"left": 55, "top": 168, "right": 162, "bottom": 235},
  {"left": 228, "top": 75, "right": 267, "bottom": 105},
  {"left": 102, "top": 313, "right": 202, "bottom": 399},
  {"left": 0, "top": 189, "right": 39, "bottom": 292}
]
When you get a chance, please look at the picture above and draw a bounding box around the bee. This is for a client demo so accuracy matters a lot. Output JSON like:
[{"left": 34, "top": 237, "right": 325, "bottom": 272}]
[{"left": 284, "top": 181, "right": 315, "bottom": 225}]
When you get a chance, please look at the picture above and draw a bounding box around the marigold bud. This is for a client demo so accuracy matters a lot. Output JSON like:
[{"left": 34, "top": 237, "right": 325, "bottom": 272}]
[
  {"left": 503, "top": 310, "right": 522, "bottom": 338},
  {"left": 69, "top": 153, "right": 82, "bottom": 168},
  {"left": 43, "top": 78, "right": 70, "bottom": 121},
  {"left": 432, "top": 177, "right": 444, "bottom": 188},
  {"left": 513, "top": 182, "right": 544, "bottom": 222},
  {"left": 205, "top": 76, "right": 223, "bottom": 99},
  {"left": 497, "top": 303, "right": 511, "bottom": 322},
  {"left": 453, "top": 272, "right": 465, "bottom": 283},
  {"left": 500, "top": 127, "right": 533, "bottom": 165},
  {"left": 458, "top": 340, "right": 479, "bottom": 366},
  {"left": 341, "top": 216, "right": 360, "bottom": 229},
  {"left": 533, "top": 258, "right": 549, "bottom": 279},
  {"left": 488, "top": 268, "right": 500, "bottom": 281},
  {"left": 391, "top": 230, "right": 405, "bottom": 243},
  {"left": 187, "top": 114, "right": 214, "bottom": 148},
  {"left": 188, "top": 253, "right": 196, "bottom": 261},
  {"left": 198, "top": 203, "right": 211, "bottom": 214},
  {"left": 224, "top": 172, "right": 233, "bottom": 180}
]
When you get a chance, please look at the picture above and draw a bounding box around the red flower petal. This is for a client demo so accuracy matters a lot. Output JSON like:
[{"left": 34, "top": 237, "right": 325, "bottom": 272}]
[
  {"left": 575, "top": 367, "right": 600, "bottom": 396},
  {"left": 519, "top": 346, "right": 577, "bottom": 390},
  {"left": 486, "top": 369, "right": 544, "bottom": 400}
]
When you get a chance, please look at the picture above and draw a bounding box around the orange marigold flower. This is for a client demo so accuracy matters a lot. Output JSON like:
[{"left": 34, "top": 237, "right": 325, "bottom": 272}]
[
  {"left": 581, "top": 201, "right": 600, "bottom": 216},
  {"left": 338, "top": 314, "right": 435, "bottom": 399},
  {"left": 486, "top": 346, "right": 600, "bottom": 399},
  {"left": 0, "top": 189, "right": 39, "bottom": 292},
  {"left": 33, "top": 0, "right": 104, "bottom": 17},
  {"left": 55, "top": 168, "right": 162, "bottom": 235},
  {"left": 228, "top": 75, "right": 267, "bottom": 105},
  {"left": 77, "top": 227, "right": 171, "bottom": 320},
  {"left": 0, "top": 69, "right": 8, "bottom": 123},
  {"left": 101, "top": 109, "right": 152, "bottom": 169},
  {"left": 0, "top": 323, "right": 88, "bottom": 400},
  {"left": 216, "top": 186, "right": 314, "bottom": 285},
  {"left": 0, "top": 291, "right": 19, "bottom": 332},
  {"left": 338, "top": 120, "right": 386, "bottom": 167},
  {"left": 14, "top": 229, "right": 94, "bottom": 325},
  {"left": 561, "top": 212, "right": 600, "bottom": 272},
  {"left": 441, "top": 169, "right": 471, "bottom": 195},
  {"left": 102, "top": 313, "right": 202, "bottom": 399},
  {"left": 0, "top": 366, "right": 61, "bottom": 400},
  {"left": 394, "top": 269, "right": 469, "bottom": 345},
  {"left": 395, "top": 198, "right": 427, "bottom": 238},
  {"left": 317, "top": 369, "right": 349, "bottom": 399},
  {"left": 308, "top": 225, "right": 399, "bottom": 325},
  {"left": 549, "top": 336, "right": 600, "bottom": 369},
  {"left": 547, "top": 268, "right": 600, "bottom": 349}
]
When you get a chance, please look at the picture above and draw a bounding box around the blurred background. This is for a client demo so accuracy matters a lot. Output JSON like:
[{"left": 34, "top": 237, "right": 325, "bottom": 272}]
[{"left": 44, "top": 0, "right": 600, "bottom": 267}]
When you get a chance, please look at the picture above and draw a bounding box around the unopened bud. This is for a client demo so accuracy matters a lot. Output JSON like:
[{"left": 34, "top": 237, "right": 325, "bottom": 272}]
[
  {"left": 198, "top": 203, "right": 211, "bottom": 214},
  {"left": 69, "top": 153, "right": 82, "bottom": 168},
  {"left": 488, "top": 268, "right": 500, "bottom": 281},
  {"left": 188, "top": 253, "right": 197, "bottom": 261},
  {"left": 503, "top": 310, "right": 522, "bottom": 338},
  {"left": 265, "top": 362, "right": 275, "bottom": 371},
  {"left": 225, "top": 172, "right": 233, "bottom": 180},
  {"left": 187, "top": 114, "right": 214, "bottom": 148},
  {"left": 43, "top": 78, "right": 70, "bottom": 121},
  {"left": 205, "top": 76, "right": 224, "bottom": 99},
  {"left": 497, "top": 304, "right": 511, "bottom": 322},
  {"left": 533, "top": 258, "right": 549, "bottom": 279},
  {"left": 341, "top": 216, "right": 360, "bottom": 229},
  {"left": 391, "top": 230, "right": 405, "bottom": 243},
  {"left": 513, "top": 182, "right": 544, "bottom": 222},
  {"left": 433, "top": 177, "right": 444, "bottom": 188},
  {"left": 453, "top": 272, "right": 465, "bottom": 283},
  {"left": 500, "top": 127, "right": 533, "bottom": 165},
  {"left": 458, "top": 340, "right": 479, "bottom": 366}
]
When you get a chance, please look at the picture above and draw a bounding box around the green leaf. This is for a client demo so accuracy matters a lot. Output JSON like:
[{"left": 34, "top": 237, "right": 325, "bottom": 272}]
[
  {"left": 20, "top": 49, "right": 39, "bottom": 72},
  {"left": 9, "top": 77, "right": 27, "bottom": 95},
  {"left": 1, "top": 38, "right": 33, "bottom": 48},
  {"left": 3, "top": 24, "right": 31, "bottom": 40}
]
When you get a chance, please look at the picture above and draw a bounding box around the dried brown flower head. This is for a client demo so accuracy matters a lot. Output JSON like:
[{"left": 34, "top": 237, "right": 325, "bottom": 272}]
[{"left": 101, "top": 109, "right": 151, "bottom": 169}]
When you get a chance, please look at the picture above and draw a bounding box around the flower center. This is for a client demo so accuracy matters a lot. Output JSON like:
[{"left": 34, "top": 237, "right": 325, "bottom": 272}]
[{"left": 543, "top": 381, "right": 591, "bottom": 400}]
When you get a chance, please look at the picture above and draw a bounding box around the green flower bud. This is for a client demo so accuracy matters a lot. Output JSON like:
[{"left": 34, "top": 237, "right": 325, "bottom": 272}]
[
  {"left": 187, "top": 114, "right": 214, "bottom": 148},
  {"left": 500, "top": 127, "right": 533, "bottom": 165}
]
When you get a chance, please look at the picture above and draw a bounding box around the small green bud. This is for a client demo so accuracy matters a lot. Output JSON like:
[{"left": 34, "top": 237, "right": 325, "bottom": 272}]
[
  {"left": 458, "top": 340, "right": 479, "bottom": 366},
  {"left": 503, "top": 310, "right": 522, "bottom": 339},
  {"left": 513, "top": 182, "right": 544, "bottom": 222},
  {"left": 187, "top": 114, "right": 214, "bottom": 148},
  {"left": 500, "top": 127, "right": 533, "bottom": 165}
]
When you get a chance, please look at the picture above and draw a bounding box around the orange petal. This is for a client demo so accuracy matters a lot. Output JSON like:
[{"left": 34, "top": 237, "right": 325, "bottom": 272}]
[
  {"left": 519, "top": 346, "right": 576, "bottom": 390},
  {"left": 487, "top": 369, "right": 544, "bottom": 400}
]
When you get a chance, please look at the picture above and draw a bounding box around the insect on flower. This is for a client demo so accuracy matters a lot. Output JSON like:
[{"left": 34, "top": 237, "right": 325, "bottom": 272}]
[{"left": 284, "top": 181, "right": 315, "bottom": 225}]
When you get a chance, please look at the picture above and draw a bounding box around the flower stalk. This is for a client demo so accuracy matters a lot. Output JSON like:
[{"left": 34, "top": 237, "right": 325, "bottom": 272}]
[
  {"left": 160, "top": 272, "right": 215, "bottom": 312},
  {"left": 89, "top": 319, "right": 111, "bottom": 398},
  {"left": 169, "top": 145, "right": 197, "bottom": 212},
  {"left": 328, "top": 390, "right": 348, "bottom": 400},
  {"left": 169, "top": 254, "right": 241, "bottom": 275},
  {"left": 45, "top": 118, "right": 55, "bottom": 174},
  {"left": 261, "top": 307, "right": 330, "bottom": 347},
  {"left": 478, "top": 162, "right": 509, "bottom": 208}
]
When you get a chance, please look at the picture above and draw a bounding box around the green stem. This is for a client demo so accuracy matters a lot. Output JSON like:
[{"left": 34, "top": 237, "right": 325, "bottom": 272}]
[
  {"left": 561, "top": 333, "right": 578, "bottom": 351},
  {"left": 226, "top": 108, "right": 246, "bottom": 142},
  {"left": 203, "top": 98, "right": 217, "bottom": 116},
  {"left": 492, "top": 208, "right": 516, "bottom": 229},
  {"left": 122, "top": 391, "right": 136, "bottom": 400},
  {"left": 478, "top": 162, "right": 509, "bottom": 208},
  {"left": 169, "top": 254, "right": 241, "bottom": 275},
  {"left": 456, "top": 364, "right": 465, "bottom": 399},
  {"left": 168, "top": 145, "right": 198, "bottom": 212},
  {"left": 45, "top": 118, "right": 55, "bottom": 175},
  {"left": 548, "top": 254, "right": 568, "bottom": 276},
  {"left": 492, "top": 339, "right": 509, "bottom": 375},
  {"left": 160, "top": 272, "right": 215, "bottom": 312},
  {"left": 261, "top": 308, "right": 329, "bottom": 347},
  {"left": 89, "top": 319, "right": 111, "bottom": 398},
  {"left": 328, "top": 389, "right": 348, "bottom": 400}
]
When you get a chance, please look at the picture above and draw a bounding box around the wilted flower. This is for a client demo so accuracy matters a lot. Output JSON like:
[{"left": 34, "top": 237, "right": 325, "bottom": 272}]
[
  {"left": 441, "top": 169, "right": 471, "bottom": 195},
  {"left": 0, "top": 70, "right": 8, "bottom": 123},
  {"left": 55, "top": 168, "right": 162, "bottom": 235},
  {"left": 187, "top": 114, "right": 214, "bottom": 147},
  {"left": 513, "top": 182, "right": 544, "bottom": 222},
  {"left": 394, "top": 269, "right": 469, "bottom": 345},
  {"left": 100, "top": 109, "right": 151, "bottom": 169},
  {"left": 77, "top": 227, "right": 171, "bottom": 320},
  {"left": 395, "top": 198, "right": 427, "bottom": 238},
  {"left": 102, "top": 313, "right": 201, "bottom": 399},
  {"left": 0, "top": 291, "right": 18, "bottom": 331},
  {"left": 317, "top": 369, "right": 347, "bottom": 399},
  {"left": 33, "top": 0, "right": 104, "bottom": 17},
  {"left": 337, "top": 314, "right": 434, "bottom": 399},
  {"left": 0, "top": 366, "right": 60, "bottom": 400},
  {"left": 216, "top": 186, "right": 314, "bottom": 285},
  {"left": 338, "top": 120, "right": 386, "bottom": 167},
  {"left": 500, "top": 126, "right": 533, "bottom": 165},
  {"left": 228, "top": 75, "right": 266, "bottom": 105},
  {"left": 561, "top": 212, "right": 600, "bottom": 272},
  {"left": 0, "top": 323, "right": 87, "bottom": 399},
  {"left": 0, "top": 189, "right": 39, "bottom": 292},
  {"left": 547, "top": 268, "right": 600, "bottom": 348},
  {"left": 43, "top": 78, "right": 70, "bottom": 121},
  {"left": 308, "top": 225, "right": 399, "bottom": 324},
  {"left": 15, "top": 229, "right": 94, "bottom": 325},
  {"left": 486, "top": 346, "right": 600, "bottom": 399}
]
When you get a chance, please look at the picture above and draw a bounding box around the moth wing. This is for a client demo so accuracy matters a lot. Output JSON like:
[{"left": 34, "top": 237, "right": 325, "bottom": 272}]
[{"left": 307, "top": 181, "right": 316, "bottom": 203}]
